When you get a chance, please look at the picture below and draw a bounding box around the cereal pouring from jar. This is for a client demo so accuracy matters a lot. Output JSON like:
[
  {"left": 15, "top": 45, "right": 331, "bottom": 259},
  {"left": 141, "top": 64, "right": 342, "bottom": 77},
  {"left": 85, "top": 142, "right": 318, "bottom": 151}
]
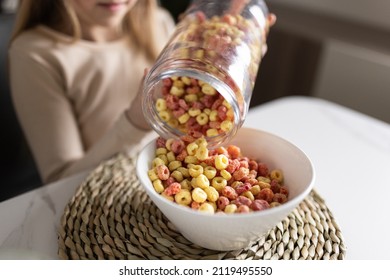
[
  {"left": 143, "top": 0, "right": 271, "bottom": 146},
  {"left": 156, "top": 77, "right": 235, "bottom": 139}
]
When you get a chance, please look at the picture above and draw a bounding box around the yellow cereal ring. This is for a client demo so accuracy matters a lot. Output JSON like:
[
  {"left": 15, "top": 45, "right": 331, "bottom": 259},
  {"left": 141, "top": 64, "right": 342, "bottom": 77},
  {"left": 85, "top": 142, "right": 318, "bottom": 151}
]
[
  {"left": 152, "top": 157, "right": 165, "bottom": 168},
  {"left": 155, "top": 147, "right": 168, "bottom": 156},
  {"left": 175, "top": 189, "right": 192, "bottom": 206},
  {"left": 195, "top": 146, "right": 209, "bottom": 161},
  {"left": 178, "top": 113, "right": 190, "bottom": 124},
  {"left": 224, "top": 204, "right": 237, "bottom": 214},
  {"left": 211, "top": 177, "right": 227, "bottom": 191},
  {"left": 198, "top": 202, "right": 215, "bottom": 214},
  {"left": 192, "top": 188, "right": 207, "bottom": 203},
  {"left": 177, "top": 167, "right": 190, "bottom": 178},
  {"left": 168, "top": 160, "right": 182, "bottom": 171},
  {"left": 215, "top": 154, "right": 229, "bottom": 170},
  {"left": 152, "top": 179, "right": 164, "bottom": 194},
  {"left": 196, "top": 113, "right": 209, "bottom": 126},
  {"left": 184, "top": 155, "right": 199, "bottom": 164},
  {"left": 204, "top": 187, "right": 219, "bottom": 202},
  {"left": 220, "top": 169, "right": 232, "bottom": 180},
  {"left": 189, "top": 165, "right": 204, "bottom": 178},
  {"left": 206, "top": 128, "right": 219, "bottom": 137},
  {"left": 204, "top": 166, "right": 217, "bottom": 180},
  {"left": 186, "top": 142, "right": 199, "bottom": 156},
  {"left": 196, "top": 174, "right": 210, "bottom": 189},
  {"left": 147, "top": 169, "right": 158, "bottom": 181},
  {"left": 156, "top": 98, "right": 167, "bottom": 112}
]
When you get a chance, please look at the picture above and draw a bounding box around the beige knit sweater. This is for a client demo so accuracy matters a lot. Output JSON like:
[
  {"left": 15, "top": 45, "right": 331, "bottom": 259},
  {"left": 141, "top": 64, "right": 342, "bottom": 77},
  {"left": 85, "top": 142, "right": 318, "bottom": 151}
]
[{"left": 9, "top": 9, "right": 174, "bottom": 183}]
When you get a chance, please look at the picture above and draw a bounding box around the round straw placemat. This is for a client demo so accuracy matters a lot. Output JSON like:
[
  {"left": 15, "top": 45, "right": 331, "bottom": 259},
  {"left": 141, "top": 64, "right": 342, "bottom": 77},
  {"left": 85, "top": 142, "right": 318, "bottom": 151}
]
[{"left": 58, "top": 153, "right": 346, "bottom": 260}]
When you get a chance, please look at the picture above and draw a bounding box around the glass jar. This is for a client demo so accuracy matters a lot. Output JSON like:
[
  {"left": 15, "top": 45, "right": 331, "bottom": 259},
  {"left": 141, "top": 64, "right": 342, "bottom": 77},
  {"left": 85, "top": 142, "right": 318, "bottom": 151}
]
[{"left": 143, "top": 0, "right": 270, "bottom": 146}]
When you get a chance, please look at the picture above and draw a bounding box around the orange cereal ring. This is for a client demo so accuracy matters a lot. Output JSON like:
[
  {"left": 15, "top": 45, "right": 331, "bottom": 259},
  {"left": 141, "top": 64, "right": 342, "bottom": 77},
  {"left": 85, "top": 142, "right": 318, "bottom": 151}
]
[
  {"left": 257, "top": 188, "right": 274, "bottom": 203},
  {"left": 164, "top": 182, "right": 181, "bottom": 196},
  {"left": 273, "top": 193, "right": 287, "bottom": 204},
  {"left": 227, "top": 145, "right": 241, "bottom": 159},
  {"left": 221, "top": 186, "right": 238, "bottom": 200}
]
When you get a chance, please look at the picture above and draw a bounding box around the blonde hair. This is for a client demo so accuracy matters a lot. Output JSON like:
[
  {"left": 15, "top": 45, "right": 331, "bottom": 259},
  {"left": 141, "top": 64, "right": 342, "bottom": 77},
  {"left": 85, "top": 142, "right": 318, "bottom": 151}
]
[{"left": 10, "top": 0, "right": 160, "bottom": 61}]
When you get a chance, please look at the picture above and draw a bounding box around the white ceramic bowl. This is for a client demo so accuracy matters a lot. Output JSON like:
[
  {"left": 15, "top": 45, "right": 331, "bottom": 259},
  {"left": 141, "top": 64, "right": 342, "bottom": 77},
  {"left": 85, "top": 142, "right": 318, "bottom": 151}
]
[{"left": 136, "top": 127, "right": 315, "bottom": 251}]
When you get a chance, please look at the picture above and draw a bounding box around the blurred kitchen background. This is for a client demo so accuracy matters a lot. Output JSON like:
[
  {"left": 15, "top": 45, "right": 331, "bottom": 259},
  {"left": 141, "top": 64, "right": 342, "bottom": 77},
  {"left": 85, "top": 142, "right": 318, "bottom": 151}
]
[{"left": 1, "top": 0, "right": 389, "bottom": 200}]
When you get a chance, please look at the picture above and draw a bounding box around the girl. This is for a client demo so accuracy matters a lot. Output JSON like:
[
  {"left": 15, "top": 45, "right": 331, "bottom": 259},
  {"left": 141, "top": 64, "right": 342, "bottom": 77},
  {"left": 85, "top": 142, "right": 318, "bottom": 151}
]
[{"left": 9, "top": 0, "right": 175, "bottom": 183}]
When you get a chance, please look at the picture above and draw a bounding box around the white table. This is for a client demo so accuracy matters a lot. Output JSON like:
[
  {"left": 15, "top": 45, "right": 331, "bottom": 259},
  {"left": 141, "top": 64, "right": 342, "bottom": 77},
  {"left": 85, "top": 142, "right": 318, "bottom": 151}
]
[{"left": 1, "top": 96, "right": 389, "bottom": 260}]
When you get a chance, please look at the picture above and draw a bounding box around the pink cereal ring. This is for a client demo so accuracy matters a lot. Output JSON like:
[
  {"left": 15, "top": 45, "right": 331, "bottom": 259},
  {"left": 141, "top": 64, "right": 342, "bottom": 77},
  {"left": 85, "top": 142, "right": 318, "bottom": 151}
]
[
  {"left": 156, "top": 165, "right": 170, "bottom": 180},
  {"left": 217, "top": 105, "right": 227, "bottom": 120},
  {"left": 172, "top": 108, "right": 186, "bottom": 118},
  {"left": 192, "top": 101, "right": 205, "bottom": 110},
  {"left": 233, "top": 167, "right": 249, "bottom": 181},
  {"left": 251, "top": 199, "right": 270, "bottom": 211},
  {"left": 190, "top": 78, "right": 198, "bottom": 86},
  {"left": 200, "top": 95, "right": 215, "bottom": 108},
  {"left": 180, "top": 135, "right": 195, "bottom": 144},
  {"left": 164, "top": 177, "right": 176, "bottom": 187},
  {"left": 187, "top": 122, "right": 202, "bottom": 132},
  {"left": 188, "top": 130, "right": 203, "bottom": 139},
  {"left": 179, "top": 99, "right": 189, "bottom": 110},
  {"left": 225, "top": 159, "right": 240, "bottom": 173},
  {"left": 162, "top": 86, "right": 169, "bottom": 96},
  {"left": 202, "top": 156, "right": 216, "bottom": 167},
  {"left": 248, "top": 160, "right": 258, "bottom": 171},
  {"left": 211, "top": 98, "right": 223, "bottom": 110},
  {"left": 235, "top": 183, "right": 251, "bottom": 195},
  {"left": 244, "top": 178, "right": 258, "bottom": 186},
  {"left": 186, "top": 86, "right": 200, "bottom": 95},
  {"left": 234, "top": 196, "right": 252, "bottom": 207},
  {"left": 280, "top": 186, "right": 289, "bottom": 197},
  {"left": 270, "top": 179, "right": 280, "bottom": 194},
  {"left": 201, "top": 125, "right": 210, "bottom": 135},
  {"left": 156, "top": 137, "right": 166, "bottom": 148},
  {"left": 175, "top": 149, "right": 188, "bottom": 161},
  {"left": 209, "top": 121, "right": 220, "bottom": 129},
  {"left": 217, "top": 196, "right": 230, "bottom": 211},
  {"left": 171, "top": 139, "right": 185, "bottom": 154},
  {"left": 163, "top": 78, "right": 172, "bottom": 87},
  {"left": 196, "top": 11, "right": 206, "bottom": 23},
  {"left": 166, "top": 95, "right": 179, "bottom": 110},
  {"left": 258, "top": 162, "right": 269, "bottom": 176}
]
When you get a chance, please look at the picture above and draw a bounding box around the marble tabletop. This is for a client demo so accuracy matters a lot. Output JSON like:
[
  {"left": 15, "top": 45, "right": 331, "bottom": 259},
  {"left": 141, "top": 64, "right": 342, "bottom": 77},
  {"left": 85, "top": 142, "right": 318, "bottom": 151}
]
[{"left": 1, "top": 96, "right": 389, "bottom": 260}]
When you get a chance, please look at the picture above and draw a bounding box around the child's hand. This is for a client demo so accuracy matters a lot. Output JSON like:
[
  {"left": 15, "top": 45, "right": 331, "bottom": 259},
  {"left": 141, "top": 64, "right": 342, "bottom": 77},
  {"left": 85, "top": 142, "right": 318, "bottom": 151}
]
[
  {"left": 125, "top": 69, "right": 151, "bottom": 131},
  {"left": 262, "top": 13, "right": 277, "bottom": 57}
]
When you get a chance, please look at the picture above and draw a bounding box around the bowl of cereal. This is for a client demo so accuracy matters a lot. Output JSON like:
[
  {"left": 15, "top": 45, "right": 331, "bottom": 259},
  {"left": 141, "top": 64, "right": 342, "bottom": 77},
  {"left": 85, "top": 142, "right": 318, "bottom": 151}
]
[{"left": 136, "top": 127, "right": 315, "bottom": 251}]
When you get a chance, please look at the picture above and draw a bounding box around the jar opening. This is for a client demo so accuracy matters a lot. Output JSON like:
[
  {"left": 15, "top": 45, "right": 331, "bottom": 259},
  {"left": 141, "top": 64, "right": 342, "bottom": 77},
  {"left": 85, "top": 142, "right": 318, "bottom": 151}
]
[{"left": 142, "top": 62, "right": 243, "bottom": 147}]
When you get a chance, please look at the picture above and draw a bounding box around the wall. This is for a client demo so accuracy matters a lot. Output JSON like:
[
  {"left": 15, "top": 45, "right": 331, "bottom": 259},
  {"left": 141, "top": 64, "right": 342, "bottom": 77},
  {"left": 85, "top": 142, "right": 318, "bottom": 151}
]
[
  {"left": 269, "top": 0, "right": 390, "bottom": 31},
  {"left": 266, "top": 0, "right": 390, "bottom": 123},
  {"left": 314, "top": 41, "right": 390, "bottom": 123}
]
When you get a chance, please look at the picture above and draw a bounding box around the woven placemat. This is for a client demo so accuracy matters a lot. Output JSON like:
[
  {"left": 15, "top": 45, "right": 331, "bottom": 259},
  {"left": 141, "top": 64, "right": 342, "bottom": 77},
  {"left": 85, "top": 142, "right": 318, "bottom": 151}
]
[{"left": 58, "top": 153, "right": 346, "bottom": 260}]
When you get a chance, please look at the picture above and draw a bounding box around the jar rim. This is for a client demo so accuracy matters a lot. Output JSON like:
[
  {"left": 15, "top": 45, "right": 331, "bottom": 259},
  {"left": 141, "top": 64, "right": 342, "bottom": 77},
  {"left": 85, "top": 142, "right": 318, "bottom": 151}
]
[{"left": 142, "top": 63, "right": 243, "bottom": 147}]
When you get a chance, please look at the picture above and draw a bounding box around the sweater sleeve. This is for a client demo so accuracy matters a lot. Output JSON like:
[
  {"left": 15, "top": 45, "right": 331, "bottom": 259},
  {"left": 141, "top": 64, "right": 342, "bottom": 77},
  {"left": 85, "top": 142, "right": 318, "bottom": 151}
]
[{"left": 9, "top": 45, "right": 155, "bottom": 183}]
